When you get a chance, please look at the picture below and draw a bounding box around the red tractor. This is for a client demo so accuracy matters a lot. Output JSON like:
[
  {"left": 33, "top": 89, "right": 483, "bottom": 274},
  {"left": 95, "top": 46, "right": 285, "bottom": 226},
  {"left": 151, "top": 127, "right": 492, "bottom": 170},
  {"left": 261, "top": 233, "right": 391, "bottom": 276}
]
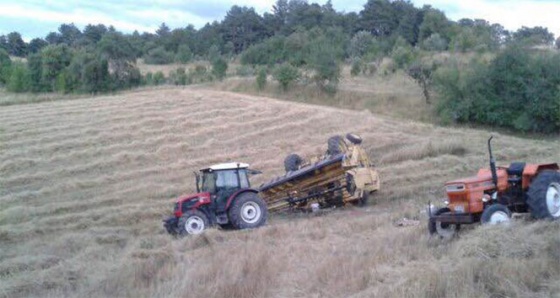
[
  {"left": 164, "top": 162, "right": 267, "bottom": 236},
  {"left": 429, "top": 137, "right": 560, "bottom": 238}
]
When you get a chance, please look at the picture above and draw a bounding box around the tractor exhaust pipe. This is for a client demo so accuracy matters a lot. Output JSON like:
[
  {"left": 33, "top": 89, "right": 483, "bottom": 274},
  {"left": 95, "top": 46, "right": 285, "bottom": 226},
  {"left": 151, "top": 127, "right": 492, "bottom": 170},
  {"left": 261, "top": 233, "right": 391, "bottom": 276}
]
[{"left": 488, "top": 136, "right": 498, "bottom": 187}]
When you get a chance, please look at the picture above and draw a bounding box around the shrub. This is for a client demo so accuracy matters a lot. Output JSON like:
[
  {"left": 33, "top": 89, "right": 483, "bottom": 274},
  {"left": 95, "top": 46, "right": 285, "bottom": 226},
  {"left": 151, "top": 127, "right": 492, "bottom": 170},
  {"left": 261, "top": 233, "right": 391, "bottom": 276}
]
[
  {"left": 0, "top": 48, "right": 11, "bottom": 84},
  {"left": 435, "top": 46, "right": 560, "bottom": 133},
  {"left": 256, "top": 67, "right": 267, "bottom": 90},
  {"left": 422, "top": 33, "right": 447, "bottom": 51},
  {"left": 153, "top": 71, "right": 166, "bottom": 85},
  {"left": 170, "top": 67, "right": 189, "bottom": 85},
  {"left": 144, "top": 46, "right": 174, "bottom": 65},
  {"left": 350, "top": 59, "right": 362, "bottom": 77},
  {"left": 175, "top": 45, "right": 193, "bottom": 64},
  {"left": 236, "top": 65, "right": 254, "bottom": 77},
  {"left": 6, "top": 62, "right": 29, "bottom": 92},
  {"left": 211, "top": 58, "right": 228, "bottom": 81},
  {"left": 273, "top": 63, "right": 299, "bottom": 91},
  {"left": 391, "top": 46, "right": 415, "bottom": 69}
]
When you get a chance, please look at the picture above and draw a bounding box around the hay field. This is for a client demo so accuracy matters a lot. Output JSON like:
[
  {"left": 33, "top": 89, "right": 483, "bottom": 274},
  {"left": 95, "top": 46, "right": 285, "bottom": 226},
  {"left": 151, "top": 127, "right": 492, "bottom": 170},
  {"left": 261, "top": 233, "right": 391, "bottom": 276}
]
[{"left": 1, "top": 87, "right": 559, "bottom": 297}]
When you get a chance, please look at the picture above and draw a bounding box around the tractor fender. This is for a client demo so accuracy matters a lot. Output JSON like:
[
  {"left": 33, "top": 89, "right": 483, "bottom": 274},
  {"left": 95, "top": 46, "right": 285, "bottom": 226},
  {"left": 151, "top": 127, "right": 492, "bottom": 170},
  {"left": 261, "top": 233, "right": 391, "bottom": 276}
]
[
  {"left": 522, "top": 163, "right": 560, "bottom": 189},
  {"left": 225, "top": 188, "right": 259, "bottom": 210}
]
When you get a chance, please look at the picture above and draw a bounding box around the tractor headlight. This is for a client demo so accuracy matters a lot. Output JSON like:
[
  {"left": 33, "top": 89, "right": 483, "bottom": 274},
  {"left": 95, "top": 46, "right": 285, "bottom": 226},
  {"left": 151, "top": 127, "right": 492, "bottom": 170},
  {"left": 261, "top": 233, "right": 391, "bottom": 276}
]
[
  {"left": 444, "top": 200, "right": 449, "bottom": 206},
  {"left": 482, "top": 194, "right": 491, "bottom": 202}
]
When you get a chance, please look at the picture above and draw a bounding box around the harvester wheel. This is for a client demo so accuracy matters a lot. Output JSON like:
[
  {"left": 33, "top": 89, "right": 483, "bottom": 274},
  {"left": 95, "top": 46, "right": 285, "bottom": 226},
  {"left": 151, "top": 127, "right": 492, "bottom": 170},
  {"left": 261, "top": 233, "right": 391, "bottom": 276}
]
[
  {"left": 527, "top": 170, "right": 560, "bottom": 219},
  {"left": 346, "top": 133, "right": 362, "bottom": 145},
  {"left": 284, "top": 154, "right": 303, "bottom": 172},
  {"left": 356, "top": 191, "right": 370, "bottom": 207},
  {"left": 327, "top": 135, "right": 347, "bottom": 155},
  {"left": 428, "top": 207, "right": 460, "bottom": 239},
  {"left": 228, "top": 192, "right": 268, "bottom": 229},
  {"left": 481, "top": 204, "right": 511, "bottom": 225},
  {"left": 178, "top": 210, "right": 209, "bottom": 236}
]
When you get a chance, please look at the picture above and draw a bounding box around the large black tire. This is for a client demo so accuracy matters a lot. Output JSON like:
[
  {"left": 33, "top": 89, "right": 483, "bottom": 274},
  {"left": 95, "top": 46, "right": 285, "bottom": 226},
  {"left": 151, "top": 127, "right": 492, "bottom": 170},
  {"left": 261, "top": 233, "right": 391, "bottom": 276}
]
[
  {"left": 284, "top": 153, "right": 303, "bottom": 172},
  {"left": 527, "top": 170, "right": 560, "bottom": 219},
  {"left": 228, "top": 192, "right": 268, "bottom": 229},
  {"left": 346, "top": 133, "right": 362, "bottom": 145},
  {"left": 481, "top": 204, "right": 512, "bottom": 224},
  {"left": 178, "top": 209, "right": 209, "bottom": 236},
  {"left": 327, "top": 135, "right": 347, "bottom": 155},
  {"left": 428, "top": 207, "right": 460, "bottom": 239}
]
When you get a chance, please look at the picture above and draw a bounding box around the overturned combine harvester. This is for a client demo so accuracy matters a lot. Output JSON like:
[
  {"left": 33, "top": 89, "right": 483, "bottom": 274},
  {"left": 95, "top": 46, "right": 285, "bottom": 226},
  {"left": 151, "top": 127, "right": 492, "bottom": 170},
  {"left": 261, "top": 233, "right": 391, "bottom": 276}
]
[{"left": 260, "top": 134, "right": 380, "bottom": 213}]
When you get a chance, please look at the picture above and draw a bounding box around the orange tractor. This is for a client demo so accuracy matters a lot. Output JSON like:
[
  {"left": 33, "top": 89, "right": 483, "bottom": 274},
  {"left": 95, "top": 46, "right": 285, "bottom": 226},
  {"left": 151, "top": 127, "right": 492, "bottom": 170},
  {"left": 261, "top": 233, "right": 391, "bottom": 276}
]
[{"left": 429, "top": 137, "right": 560, "bottom": 238}]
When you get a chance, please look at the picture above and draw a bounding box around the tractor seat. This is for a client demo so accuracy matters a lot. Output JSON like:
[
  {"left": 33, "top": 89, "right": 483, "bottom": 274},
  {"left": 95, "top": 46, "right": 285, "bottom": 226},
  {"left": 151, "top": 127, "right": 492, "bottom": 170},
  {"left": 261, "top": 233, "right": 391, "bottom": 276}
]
[{"left": 507, "top": 162, "right": 526, "bottom": 176}]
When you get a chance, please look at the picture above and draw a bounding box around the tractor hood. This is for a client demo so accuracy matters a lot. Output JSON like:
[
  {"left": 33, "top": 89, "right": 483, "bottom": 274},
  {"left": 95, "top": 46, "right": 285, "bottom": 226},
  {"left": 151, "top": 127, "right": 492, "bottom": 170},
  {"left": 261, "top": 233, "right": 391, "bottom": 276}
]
[{"left": 177, "top": 192, "right": 210, "bottom": 203}]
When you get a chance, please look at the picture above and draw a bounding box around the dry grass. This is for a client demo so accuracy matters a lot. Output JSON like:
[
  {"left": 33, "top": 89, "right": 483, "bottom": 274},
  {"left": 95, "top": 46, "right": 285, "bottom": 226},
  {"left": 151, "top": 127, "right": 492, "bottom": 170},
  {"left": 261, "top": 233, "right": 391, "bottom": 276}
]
[{"left": 1, "top": 87, "right": 559, "bottom": 297}]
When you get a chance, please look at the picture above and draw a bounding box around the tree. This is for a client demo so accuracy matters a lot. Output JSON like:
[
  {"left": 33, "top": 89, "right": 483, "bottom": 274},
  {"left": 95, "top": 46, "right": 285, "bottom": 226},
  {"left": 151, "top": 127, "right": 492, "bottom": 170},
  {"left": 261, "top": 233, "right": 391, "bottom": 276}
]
[
  {"left": 0, "top": 48, "right": 12, "bottom": 84},
  {"left": 512, "top": 26, "right": 554, "bottom": 46},
  {"left": 273, "top": 63, "right": 299, "bottom": 91},
  {"left": 422, "top": 33, "right": 447, "bottom": 51},
  {"left": 349, "top": 31, "right": 374, "bottom": 58},
  {"left": 98, "top": 32, "right": 141, "bottom": 89},
  {"left": 221, "top": 6, "right": 267, "bottom": 54},
  {"left": 407, "top": 61, "right": 438, "bottom": 104},
  {"left": 6, "top": 32, "right": 26, "bottom": 56},
  {"left": 175, "top": 44, "right": 193, "bottom": 63},
  {"left": 418, "top": 7, "right": 450, "bottom": 42},
  {"left": 58, "top": 23, "right": 82, "bottom": 46},
  {"left": 41, "top": 44, "right": 72, "bottom": 91},
  {"left": 556, "top": 37, "right": 560, "bottom": 49},
  {"left": 27, "top": 38, "right": 48, "bottom": 54},
  {"left": 6, "top": 62, "right": 29, "bottom": 92},
  {"left": 359, "top": 0, "right": 398, "bottom": 37},
  {"left": 211, "top": 58, "right": 228, "bottom": 80},
  {"left": 144, "top": 46, "right": 174, "bottom": 64},
  {"left": 256, "top": 67, "right": 267, "bottom": 90},
  {"left": 307, "top": 35, "right": 341, "bottom": 93},
  {"left": 82, "top": 24, "right": 108, "bottom": 45}
]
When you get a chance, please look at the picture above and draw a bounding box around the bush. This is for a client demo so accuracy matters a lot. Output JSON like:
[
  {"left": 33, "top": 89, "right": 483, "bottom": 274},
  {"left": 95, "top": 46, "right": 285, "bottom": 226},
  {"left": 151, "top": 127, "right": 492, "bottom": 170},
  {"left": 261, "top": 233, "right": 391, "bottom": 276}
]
[
  {"left": 435, "top": 46, "right": 560, "bottom": 133},
  {"left": 350, "top": 59, "right": 362, "bottom": 77},
  {"left": 211, "top": 58, "right": 228, "bottom": 80},
  {"left": 307, "top": 36, "right": 341, "bottom": 93},
  {"left": 6, "top": 62, "right": 29, "bottom": 92},
  {"left": 391, "top": 46, "right": 415, "bottom": 69},
  {"left": 422, "top": 33, "right": 447, "bottom": 51},
  {"left": 153, "top": 71, "right": 166, "bottom": 85},
  {"left": 256, "top": 67, "right": 267, "bottom": 90},
  {"left": 175, "top": 45, "right": 193, "bottom": 64},
  {"left": 144, "top": 46, "right": 174, "bottom": 65},
  {"left": 273, "top": 63, "right": 299, "bottom": 91},
  {"left": 169, "top": 67, "right": 189, "bottom": 85},
  {"left": 236, "top": 65, "right": 254, "bottom": 77},
  {"left": 0, "top": 48, "right": 11, "bottom": 85}
]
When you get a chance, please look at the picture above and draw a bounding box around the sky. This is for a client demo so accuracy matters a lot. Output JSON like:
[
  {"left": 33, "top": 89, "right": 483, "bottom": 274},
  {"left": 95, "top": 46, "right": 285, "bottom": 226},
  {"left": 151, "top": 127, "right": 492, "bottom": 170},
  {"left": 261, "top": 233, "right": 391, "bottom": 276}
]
[{"left": 0, "top": 0, "right": 558, "bottom": 41}]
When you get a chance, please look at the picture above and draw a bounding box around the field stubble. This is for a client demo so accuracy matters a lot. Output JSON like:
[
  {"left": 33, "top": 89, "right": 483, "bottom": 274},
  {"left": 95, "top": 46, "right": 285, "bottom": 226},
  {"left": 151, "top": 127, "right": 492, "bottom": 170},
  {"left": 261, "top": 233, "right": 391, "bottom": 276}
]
[{"left": 0, "top": 87, "right": 559, "bottom": 297}]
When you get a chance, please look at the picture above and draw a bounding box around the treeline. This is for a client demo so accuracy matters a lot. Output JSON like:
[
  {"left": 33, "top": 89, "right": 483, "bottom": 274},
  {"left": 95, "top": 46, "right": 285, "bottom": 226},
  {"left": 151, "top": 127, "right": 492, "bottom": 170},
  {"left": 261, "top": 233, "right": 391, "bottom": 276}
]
[{"left": 0, "top": 0, "right": 559, "bottom": 132}]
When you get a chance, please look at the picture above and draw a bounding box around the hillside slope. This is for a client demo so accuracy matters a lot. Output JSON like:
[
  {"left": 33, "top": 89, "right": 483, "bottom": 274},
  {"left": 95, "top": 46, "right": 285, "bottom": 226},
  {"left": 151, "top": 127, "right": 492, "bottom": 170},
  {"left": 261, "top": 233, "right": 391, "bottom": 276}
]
[{"left": 1, "top": 87, "right": 559, "bottom": 297}]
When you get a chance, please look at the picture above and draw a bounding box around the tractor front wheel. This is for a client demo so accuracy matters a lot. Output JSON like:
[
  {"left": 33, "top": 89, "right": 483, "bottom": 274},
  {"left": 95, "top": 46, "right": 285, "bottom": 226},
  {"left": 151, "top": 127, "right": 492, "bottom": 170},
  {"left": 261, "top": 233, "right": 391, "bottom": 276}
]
[
  {"left": 228, "top": 192, "right": 268, "bottom": 229},
  {"left": 428, "top": 207, "right": 460, "bottom": 239},
  {"left": 527, "top": 170, "right": 560, "bottom": 219},
  {"left": 481, "top": 204, "right": 512, "bottom": 225},
  {"left": 178, "top": 210, "right": 209, "bottom": 236}
]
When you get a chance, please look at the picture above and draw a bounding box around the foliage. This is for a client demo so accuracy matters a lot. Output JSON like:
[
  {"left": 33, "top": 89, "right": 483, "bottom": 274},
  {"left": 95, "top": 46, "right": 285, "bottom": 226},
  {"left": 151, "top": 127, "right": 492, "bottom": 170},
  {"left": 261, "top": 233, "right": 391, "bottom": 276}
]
[
  {"left": 153, "top": 71, "right": 166, "bottom": 85},
  {"left": 422, "top": 33, "right": 447, "bottom": 51},
  {"left": 273, "top": 63, "right": 299, "bottom": 91},
  {"left": 6, "top": 62, "right": 29, "bottom": 92},
  {"left": 211, "top": 58, "right": 228, "bottom": 80},
  {"left": 435, "top": 46, "right": 560, "bottom": 133},
  {"left": 512, "top": 26, "right": 554, "bottom": 46},
  {"left": 256, "top": 67, "right": 267, "bottom": 90},
  {"left": 236, "top": 65, "right": 254, "bottom": 77},
  {"left": 169, "top": 67, "right": 189, "bottom": 85},
  {"left": 406, "top": 60, "right": 438, "bottom": 104},
  {"left": 175, "top": 45, "right": 193, "bottom": 63},
  {"left": 307, "top": 35, "right": 341, "bottom": 93},
  {"left": 144, "top": 46, "right": 174, "bottom": 64},
  {"left": 391, "top": 38, "right": 416, "bottom": 69},
  {"left": 0, "top": 48, "right": 11, "bottom": 84},
  {"left": 350, "top": 58, "right": 361, "bottom": 77},
  {"left": 349, "top": 31, "right": 374, "bottom": 58}
]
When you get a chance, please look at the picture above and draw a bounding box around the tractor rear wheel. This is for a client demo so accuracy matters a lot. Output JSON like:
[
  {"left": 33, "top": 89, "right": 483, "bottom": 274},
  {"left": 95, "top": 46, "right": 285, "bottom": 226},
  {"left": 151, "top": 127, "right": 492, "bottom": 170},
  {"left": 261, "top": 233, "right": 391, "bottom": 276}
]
[
  {"left": 178, "top": 210, "right": 209, "bottom": 236},
  {"left": 228, "top": 192, "right": 268, "bottom": 229},
  {"left": 327, "top": 135, "right": 347, "bottom": 155},
  {"left": 527, "top": 170, "right": 560, "bottom": 219},
  {"left": 481, "top": 204, "right": 511, "bottom": 225},
  {"left": 284, "top": 153, "right": 303, "bottom": 172},
  {"left": 428, "top": 207, "right": 460, "bottom": 239},
  {"left": 346, "top": 133, "right": 362, "bottom": 145}
]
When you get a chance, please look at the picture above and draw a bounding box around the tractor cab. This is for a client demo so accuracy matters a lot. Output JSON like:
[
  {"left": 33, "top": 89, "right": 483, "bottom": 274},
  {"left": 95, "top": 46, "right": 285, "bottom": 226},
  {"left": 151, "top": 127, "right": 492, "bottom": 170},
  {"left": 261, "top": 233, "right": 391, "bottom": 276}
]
[{"left": 196, "top": 163, "right": 251, "bottom": 211}]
